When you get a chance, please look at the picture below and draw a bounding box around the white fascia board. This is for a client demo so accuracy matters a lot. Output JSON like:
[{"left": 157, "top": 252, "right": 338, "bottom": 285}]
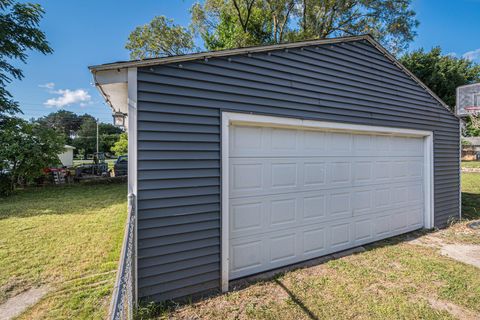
[{"left": 127, "top": 67, "right": 138, "bottom": 305}]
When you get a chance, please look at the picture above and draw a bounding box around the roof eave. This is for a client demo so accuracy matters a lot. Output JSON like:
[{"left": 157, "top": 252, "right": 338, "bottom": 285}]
[{"left": 88, "top": 35, "right": 370, "bottom": 72}]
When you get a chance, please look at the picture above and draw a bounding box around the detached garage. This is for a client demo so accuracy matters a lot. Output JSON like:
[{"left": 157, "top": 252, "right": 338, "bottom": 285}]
[{"left": 90, "top": 35, "right": 460, "bottom": 303}]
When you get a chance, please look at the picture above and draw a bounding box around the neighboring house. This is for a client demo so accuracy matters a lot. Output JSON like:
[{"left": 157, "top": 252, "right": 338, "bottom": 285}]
[
  {"left": 58, "top": 145, "right": 75, "bottom": 167},
  {"left": 461, "top": 137, "right": 480, "bottom": 160},
  {"left": 89, "top": 35, "right": 461, "bottom": 303}
]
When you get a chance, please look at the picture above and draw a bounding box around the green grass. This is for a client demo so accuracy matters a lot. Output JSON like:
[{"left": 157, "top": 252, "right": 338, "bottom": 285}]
[
  {"left": 461, "top": 161, "right": 480, "bottom": 169},
  {"left": 461, "top": 172, "right": 480, "bottom": 220},
  {"left": 144, "top": 173, "right": 480, "bottom": 320},
  {"left": 0, "top": 183, "right": 127, "bottom": 319},
  {"left": 147, "top": 239, "right": 480, "bottom": 320},
  {"left": 1, "top": 172, "right": 479, "bottom": 319}
]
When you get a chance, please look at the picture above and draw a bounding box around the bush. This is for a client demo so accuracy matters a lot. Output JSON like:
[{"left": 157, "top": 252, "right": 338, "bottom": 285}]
[{"left": 0, "top": 117, "right": 65, "bottom": 191}]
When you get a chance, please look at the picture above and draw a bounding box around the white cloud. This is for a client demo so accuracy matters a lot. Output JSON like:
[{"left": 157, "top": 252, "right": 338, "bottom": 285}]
[
  {"left": 463, "top": 48, "right": 480, "bottom": 62},
  {"left": 39, "top": 82, "right": 56, "bottom": 90},
  {"left": 44, "top": 89, "right": 92, "bottom": 108}
]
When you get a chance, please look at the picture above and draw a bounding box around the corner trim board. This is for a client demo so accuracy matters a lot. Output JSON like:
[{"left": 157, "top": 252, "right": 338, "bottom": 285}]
[
  {"left": 127, "top": 67, "right": 138, "bottom": 304},
  {"left": 220, "top": 112, "right": 434, "bottom": 292}
]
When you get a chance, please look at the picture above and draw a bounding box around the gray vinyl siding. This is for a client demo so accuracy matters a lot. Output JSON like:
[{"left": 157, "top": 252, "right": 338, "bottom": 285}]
[{"left": 135, "top": 39, "right": 460, "bottom": 302}]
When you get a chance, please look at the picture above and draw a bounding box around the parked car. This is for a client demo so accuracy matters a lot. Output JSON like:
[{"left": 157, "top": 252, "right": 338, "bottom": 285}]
[{"left": 113, "top": 155, "right": 128, "bottom": 176}]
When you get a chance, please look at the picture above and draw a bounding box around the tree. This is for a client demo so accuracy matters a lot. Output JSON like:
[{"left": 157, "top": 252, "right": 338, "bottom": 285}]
[
  {"left": 125, "top": 16, "right": 196, "bottom": 60},
  {"left": 190, "top": 0, "right": 418, "bottom": 54},
  {"left": 111, "top": 133, "right": 128, "bottom": 156},
  {"left": 400, "top": 47, "right": 480, "bottom": 109},
  {"left": 0, "top": 117, "right": 64, "bottom": 191},
  {"left": 0, "top": 0, "right": 53, "bottom": 116},
  {"left": 126, "top": 1, "right": 418, "bottom": 59},
  {"left": 464, "top": 115, "right": 480, "bottom": 137},
  {"left": 36, "top": 110, "right": 83, "bottom": 143},
  {"left": 191, "top": 0, "right": 275, "bottom": 50},
  {"left": 72, "top": 118, "right": 123, "bottom": 158}
]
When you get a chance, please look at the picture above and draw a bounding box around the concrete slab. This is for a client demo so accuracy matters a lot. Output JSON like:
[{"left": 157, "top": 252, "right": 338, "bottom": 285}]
[
  {"left": 0, "top": 286, "right": 49, "bottom": 320},
  {"left": 441, "top": 244, "right": 480, "bottom": 268}
]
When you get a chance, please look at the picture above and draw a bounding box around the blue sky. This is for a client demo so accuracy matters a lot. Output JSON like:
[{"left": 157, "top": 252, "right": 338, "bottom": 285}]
[{"left": 8, "top": 0, "right": 480, "bottom": 123}]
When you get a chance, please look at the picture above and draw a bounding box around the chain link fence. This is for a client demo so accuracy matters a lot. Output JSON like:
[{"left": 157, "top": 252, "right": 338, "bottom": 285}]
[{"left": 109, "top": 193, "right": 136, "bottom": 320}]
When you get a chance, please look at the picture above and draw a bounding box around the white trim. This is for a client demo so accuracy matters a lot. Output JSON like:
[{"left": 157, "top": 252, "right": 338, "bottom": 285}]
[
  {"left": 221, "top": 112, "right": 435, "bottom": 290},
  {"left": 127, "top": 67, "right": 138, "bottom": 304},
  {"left": 221, "top": 114, "right": 230, "bottom": 292},
  {"left": 424, "top": 133, "right": 435, "bottom": 229},
  {"left": 225, "top": 112, "right": 433, "bottom": 137}
]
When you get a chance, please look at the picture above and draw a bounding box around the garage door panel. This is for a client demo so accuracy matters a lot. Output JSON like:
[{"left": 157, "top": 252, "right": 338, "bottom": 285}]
[
  {"left": 229, "top": 210, "right": 424, "bottom": 279},
  {"left": 231, "top": 162, "right": 263, "bottom": 192},
  {"left": 330, "top": 223, "right": 351, "bottom": 248},
  {"left": 303, "top": 227, "right": 327, "bottom": 255},
  {"left": 271, "top": 163, "right": 298, "bottom": 188},
  {"left": 230, "top": 201, "right": 263, "bottom": 233},
  {"left": 270, "top": 198, "right": 297, "bottom": 226},
  {"left": 269, "top": 233, "right": 297, "bottom": 263},
  {"left": 354, "top": 219, "right": 373, "bottom": 242},
  {"left": 229, "top": 188, "right": 424, "bottom": 239},
  {"left": 304, "top": 162, "right": 327, "bottom": 186},
  {"left": 230, "top": 126, "right": 423, "bottom": 158},
  {"left": 407, "top": 207, "right": 424, "bottom": 226},
  {"left": 230, "top": 239, "right": 263, "bottom": 274},
  {"left": 303, "top": 195, "right": 326, "bottom": 220},
  {"left": 228, "top": 124, "right": 426, "bottom": 280},
  {"left": 352, "top": 189, "right": 373, "bottom": 214},
  {"left": 353, "top": 161, "right": 373, "bottom": 183},
  {"left": 230, "top": 157, "right": 424, "bottom": 198}
]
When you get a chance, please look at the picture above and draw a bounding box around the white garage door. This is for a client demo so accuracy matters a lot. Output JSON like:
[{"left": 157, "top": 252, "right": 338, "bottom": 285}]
[{"left": 228, "top": 123, "right": 426, "bottom": 280}]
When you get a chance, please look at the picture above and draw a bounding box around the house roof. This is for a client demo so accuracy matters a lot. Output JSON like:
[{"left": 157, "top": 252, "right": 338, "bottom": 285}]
[{"left": 88, "top": 34, "right": 455, "bottom": 116}]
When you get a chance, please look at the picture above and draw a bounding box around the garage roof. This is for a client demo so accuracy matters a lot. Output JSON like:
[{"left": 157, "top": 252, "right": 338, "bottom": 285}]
[{"left": 89, "top": 34, "right": 454, "bottom": 115}]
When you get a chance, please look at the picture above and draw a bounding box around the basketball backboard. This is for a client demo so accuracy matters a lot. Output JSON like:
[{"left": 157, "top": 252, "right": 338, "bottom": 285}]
[{"left": 457, "top": 83, "right": 480, "bottom": 116}]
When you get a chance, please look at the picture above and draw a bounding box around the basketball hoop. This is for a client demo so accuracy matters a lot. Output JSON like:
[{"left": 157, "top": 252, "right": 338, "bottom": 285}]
[
  {"left": 465, "top": 106, "right": 480, "bottom": 114},
  {"left": 457, "top": 83, "right": 480, "bottom": 117}
]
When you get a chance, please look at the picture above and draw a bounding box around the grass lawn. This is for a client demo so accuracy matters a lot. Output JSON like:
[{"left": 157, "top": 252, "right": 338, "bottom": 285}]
[
  {"left": 461, "top": 161, "right": 480, "bottom": 169},
  {"left": 0, "top": 183, "right": 127, "bottom": 319},
  {"left": 144, "top": 173, "right": 480, "bottom": 320},
  {"left": 0, "top": 174, "right": 478, "bottom": 319}
]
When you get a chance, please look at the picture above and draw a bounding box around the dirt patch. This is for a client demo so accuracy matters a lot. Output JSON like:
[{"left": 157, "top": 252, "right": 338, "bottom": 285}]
[
  {"left": 407, "top": 234, "right": 447, "bottom": 248},
  {"left": 0, "top": 286, "right": 49, "bottom": 320},
  {"left": 426, "top": 296, "right": 480, "bottom": 320},
  {"left": 441, "top": 244, "right": 480, "bottom": 268},
  {"left": 0, "top": 278, "right": 30, "bottom": 305}
]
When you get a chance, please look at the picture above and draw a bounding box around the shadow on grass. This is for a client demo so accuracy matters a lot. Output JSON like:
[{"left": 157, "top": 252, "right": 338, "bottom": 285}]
[
  {"left": 0, "top": 182, "right": 127, "bottom": 220},
  {"left": 274, "top": 278, "right": 320, "bottom": 320}
]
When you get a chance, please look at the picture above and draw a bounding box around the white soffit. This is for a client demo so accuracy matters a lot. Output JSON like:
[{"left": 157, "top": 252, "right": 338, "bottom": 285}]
[{"left": 93, "top": 69, "right": 128, "bottom": 115}]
